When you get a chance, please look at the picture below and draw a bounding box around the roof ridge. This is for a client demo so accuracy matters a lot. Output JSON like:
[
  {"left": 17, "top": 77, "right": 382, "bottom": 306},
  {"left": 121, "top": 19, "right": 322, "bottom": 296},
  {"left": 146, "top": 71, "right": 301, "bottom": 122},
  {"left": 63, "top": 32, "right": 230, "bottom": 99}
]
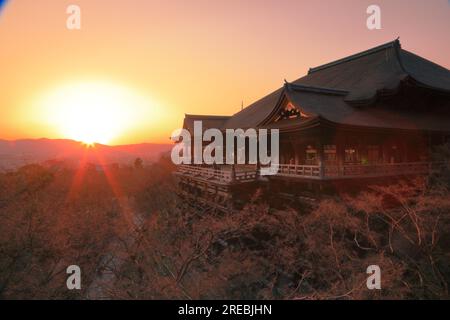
[
  {"left": 285, "top": 82, "right": 348, "bottom": 95},
  {"left": 308, "top": 39, "right": 400, "bottom": 74},
  {"left": 185, "top": 114, "right": 230, "bottom": 119}
]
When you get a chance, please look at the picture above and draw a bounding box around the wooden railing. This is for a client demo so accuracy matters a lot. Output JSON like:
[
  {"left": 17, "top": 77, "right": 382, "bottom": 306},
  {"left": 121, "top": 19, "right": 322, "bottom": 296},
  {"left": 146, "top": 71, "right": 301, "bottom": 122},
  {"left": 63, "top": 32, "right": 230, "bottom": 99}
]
[
  {"left": 177, "top": 164, "right": 257, "bottom": 183},
  {"left": 276, "top": 164, "right": 321, "bottom": 178},
  {"left": 277, "top": 161, "right": 446, "bottom": 179},
  {"left": 234, "top": 170, "right": 258, "bottom": 182},
  {"left": 177, "top": 162, "right": 448, "bottom": 183},
  {"left": 178, "top": 165, "right": 233, "bottom": 182},
  {"left": 325, "top": 162, "right": 432, "bottom": 178}
]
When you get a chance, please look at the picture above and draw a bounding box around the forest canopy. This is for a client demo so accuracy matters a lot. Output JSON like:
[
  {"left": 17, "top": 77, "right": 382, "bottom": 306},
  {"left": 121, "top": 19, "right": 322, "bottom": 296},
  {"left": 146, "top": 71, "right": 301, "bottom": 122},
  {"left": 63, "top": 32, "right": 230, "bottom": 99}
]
[{"left": 0, "top": 150, "right": 449, "bottom": 299}]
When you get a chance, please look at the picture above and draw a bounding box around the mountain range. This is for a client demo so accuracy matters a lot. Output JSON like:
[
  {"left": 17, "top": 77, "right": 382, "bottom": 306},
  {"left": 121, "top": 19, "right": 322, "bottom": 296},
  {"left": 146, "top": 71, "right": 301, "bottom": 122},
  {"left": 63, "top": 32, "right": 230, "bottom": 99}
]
[{"left": 0, "top": 138, "right": 173, "bottom": 170}]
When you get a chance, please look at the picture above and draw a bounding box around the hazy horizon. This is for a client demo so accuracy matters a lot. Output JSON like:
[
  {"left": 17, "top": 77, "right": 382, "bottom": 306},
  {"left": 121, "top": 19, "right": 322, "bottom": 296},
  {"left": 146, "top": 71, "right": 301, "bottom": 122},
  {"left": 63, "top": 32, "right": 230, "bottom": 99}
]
[{"left": 0, "top": 136, "right": 172, "bottom": 146}]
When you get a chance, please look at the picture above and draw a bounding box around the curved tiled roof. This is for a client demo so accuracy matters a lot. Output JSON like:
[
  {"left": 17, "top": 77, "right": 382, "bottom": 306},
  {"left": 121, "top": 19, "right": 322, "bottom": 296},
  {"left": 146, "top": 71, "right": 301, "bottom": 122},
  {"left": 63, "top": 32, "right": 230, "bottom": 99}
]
[
  {"left": 279, "top": 89, "right": 450, "bottom": 132},
  {"left": 184, "top": 40, "right": 450, "bottom": 132},
  {"left": 183, "top": 114, "right": 230, "bottom": 133}
]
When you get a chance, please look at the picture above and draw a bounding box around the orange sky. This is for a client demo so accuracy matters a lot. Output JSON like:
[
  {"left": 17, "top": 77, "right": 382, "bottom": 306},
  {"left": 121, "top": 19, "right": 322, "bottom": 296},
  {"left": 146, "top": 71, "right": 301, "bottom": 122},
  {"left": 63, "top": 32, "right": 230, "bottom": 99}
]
[{"left": 1, "top": 0, "right": 449, "bottom": 145}]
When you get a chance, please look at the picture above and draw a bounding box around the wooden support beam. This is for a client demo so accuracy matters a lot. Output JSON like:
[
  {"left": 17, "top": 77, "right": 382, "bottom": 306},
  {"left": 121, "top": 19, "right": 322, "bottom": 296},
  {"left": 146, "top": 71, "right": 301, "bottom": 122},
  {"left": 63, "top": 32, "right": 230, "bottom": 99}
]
[{"left": 317, "top": 130, "right": 325, "bottom": 179}]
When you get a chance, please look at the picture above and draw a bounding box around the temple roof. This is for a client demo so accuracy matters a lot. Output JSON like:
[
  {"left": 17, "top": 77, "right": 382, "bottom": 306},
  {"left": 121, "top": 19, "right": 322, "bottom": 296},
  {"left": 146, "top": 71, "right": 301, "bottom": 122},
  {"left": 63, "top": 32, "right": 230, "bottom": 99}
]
[
  {"left": 183, "top": 114, "right": 230, "bottom": 133},
  {"left": 183, "top": 40, "right": 450, "bottom": 133}
]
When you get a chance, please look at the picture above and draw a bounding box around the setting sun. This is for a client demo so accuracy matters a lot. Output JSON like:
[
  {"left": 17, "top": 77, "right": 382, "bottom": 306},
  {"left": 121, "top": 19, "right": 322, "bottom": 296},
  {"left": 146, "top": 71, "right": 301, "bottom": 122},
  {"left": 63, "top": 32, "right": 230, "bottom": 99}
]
[{"left": 36, "top": 82, "right": 159, "bottom": 145}]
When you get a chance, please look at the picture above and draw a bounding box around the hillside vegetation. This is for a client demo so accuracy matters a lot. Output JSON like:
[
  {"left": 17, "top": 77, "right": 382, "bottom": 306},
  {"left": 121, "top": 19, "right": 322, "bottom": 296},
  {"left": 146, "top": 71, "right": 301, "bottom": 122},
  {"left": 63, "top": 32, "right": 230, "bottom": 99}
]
[{"left": 0, "top": 150, "right": 449, "bottom": 299}]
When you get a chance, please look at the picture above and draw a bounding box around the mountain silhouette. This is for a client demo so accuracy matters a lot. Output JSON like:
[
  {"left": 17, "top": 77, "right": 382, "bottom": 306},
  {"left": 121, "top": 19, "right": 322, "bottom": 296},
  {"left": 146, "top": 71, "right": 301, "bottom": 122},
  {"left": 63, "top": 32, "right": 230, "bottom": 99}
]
[{"left": 0, "top": 138, "right": 172, "bottom": 170}]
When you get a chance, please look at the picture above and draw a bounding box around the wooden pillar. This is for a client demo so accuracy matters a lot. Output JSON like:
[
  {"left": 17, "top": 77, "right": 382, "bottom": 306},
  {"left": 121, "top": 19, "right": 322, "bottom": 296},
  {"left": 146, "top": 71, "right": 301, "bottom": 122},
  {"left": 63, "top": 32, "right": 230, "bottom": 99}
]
[
  {"left": 294, "top": 141, "right": 300, "bottom": 165},
  {"left": 318, "top": 133, "right": 325, "bottom": 179},
  {"left": 287, "top": 136, "right": 295, "bottom": 165},
  {"left": 402, "top": 137, "right": 408, "bottom": 162},
  {"left": 298, "top": 143, "right": 305, "bottom": 165},
  {"left": 279, "top": 141, "right": 285, "bottom": 164},
  {"left": 382, "top": 140, "right": 389, "bottom": 164},
  {"left": 337, "top": 137, "right": 344, "bottom": 177},
  {"left": 427, "top": 132, "right": 432, "bottom": 161},
  {"left": 358, "top": 134, "right": 366, "bottom": 165}
]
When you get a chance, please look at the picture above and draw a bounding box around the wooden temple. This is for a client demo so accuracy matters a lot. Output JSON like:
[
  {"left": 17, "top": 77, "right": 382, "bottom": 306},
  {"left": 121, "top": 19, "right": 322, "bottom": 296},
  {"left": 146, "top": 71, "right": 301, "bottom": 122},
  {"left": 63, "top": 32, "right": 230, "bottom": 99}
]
[{"left": 174, "top": 40, "right": 450, "bottom": 208}]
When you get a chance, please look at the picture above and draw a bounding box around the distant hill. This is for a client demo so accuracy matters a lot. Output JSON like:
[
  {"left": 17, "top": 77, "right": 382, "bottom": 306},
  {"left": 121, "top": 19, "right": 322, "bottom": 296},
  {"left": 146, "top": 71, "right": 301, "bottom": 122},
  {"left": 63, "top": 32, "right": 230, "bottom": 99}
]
[{"left": 0, "top": 138, "right": 173, "bottom": 170}]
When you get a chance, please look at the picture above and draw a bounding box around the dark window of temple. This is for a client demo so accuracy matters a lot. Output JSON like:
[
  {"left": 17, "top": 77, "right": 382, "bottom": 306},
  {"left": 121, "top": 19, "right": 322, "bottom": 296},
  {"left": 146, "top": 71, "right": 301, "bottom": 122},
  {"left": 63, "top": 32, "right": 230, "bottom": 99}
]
[
  {"left": 367, "top": 145, "right": 381, "bottom": 163},
  {"left": 345, "top": 148, "right": 358, "bottom": 163},
  {"left": 324, "top": 145, "right": 337, "bottom": 162},
  {"left": 306, "top": 145, "right": 317, "bottom": 165}
]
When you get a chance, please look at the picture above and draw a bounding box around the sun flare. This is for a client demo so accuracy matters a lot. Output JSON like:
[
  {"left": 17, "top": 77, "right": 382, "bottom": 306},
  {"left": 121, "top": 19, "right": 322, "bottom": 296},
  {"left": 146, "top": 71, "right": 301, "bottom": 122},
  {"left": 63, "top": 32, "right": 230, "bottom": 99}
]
[{"left": 38, "top": 82, "right": 158, "bottom": 145}]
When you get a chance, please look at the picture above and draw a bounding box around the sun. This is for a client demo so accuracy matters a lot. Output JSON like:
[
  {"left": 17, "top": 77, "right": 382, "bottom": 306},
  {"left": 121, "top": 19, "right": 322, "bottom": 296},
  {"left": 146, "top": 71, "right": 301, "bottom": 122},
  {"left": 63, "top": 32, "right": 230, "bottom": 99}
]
[{"left": 40, "top": 82, "right": 153, "bottom": 145}]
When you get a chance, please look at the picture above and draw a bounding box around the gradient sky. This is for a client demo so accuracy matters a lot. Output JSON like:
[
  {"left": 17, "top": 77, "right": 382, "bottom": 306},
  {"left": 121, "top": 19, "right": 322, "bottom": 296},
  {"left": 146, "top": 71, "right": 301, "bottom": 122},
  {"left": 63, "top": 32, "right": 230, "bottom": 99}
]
[{"left": 0, "top": 0, "right": 449, "bottom": 144}]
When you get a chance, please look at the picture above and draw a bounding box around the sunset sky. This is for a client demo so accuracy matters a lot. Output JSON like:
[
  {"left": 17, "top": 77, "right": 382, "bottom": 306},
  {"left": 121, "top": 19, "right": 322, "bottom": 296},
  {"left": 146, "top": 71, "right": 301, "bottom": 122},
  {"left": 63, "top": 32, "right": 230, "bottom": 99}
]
[{"left": 0, "top": 0, "right": 449, "bottom": 145}]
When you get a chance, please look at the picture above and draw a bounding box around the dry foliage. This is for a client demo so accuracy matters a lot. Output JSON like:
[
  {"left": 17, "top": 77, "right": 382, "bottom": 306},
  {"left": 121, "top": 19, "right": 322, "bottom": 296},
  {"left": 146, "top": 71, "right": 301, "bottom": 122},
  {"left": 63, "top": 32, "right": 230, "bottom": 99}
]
[{"left": 0, "top": 151, "right": 449, "bottom": 299}]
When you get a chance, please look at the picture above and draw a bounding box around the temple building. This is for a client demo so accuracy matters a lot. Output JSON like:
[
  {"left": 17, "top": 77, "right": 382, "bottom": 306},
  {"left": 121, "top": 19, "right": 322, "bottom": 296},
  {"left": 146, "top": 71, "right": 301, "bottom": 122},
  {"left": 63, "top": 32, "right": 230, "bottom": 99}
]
[{"left": 175, "top": 40, "right": 450, "bottom": 209}]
